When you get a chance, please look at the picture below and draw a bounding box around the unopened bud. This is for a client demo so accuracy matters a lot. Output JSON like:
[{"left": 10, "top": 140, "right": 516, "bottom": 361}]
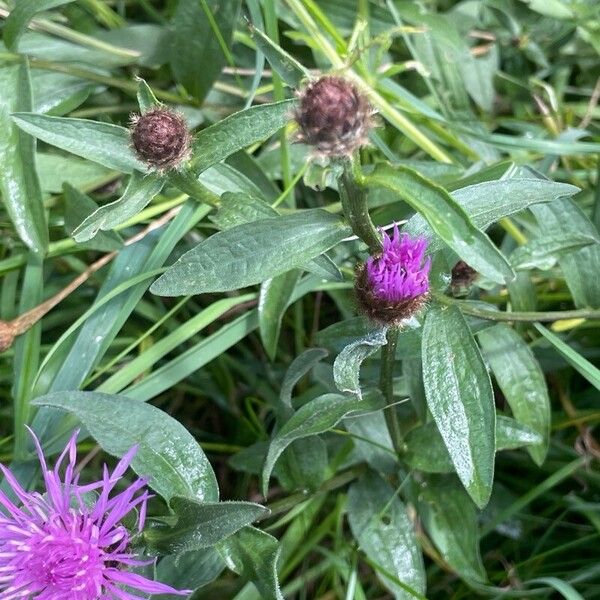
[
  {"left": 450, "top": 260, "right": 478, "bottom": 295},
  {"left": 295, "top": 76, "right": 373, "bottom": 157},
  {"left": 130, "top": 108, "right": 190, "bottom": 171}
]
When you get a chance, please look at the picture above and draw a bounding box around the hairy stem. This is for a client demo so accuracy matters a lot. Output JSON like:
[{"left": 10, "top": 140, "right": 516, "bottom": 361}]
[{"left": 338, "top": 155, "right": 381, "bottom": 254}]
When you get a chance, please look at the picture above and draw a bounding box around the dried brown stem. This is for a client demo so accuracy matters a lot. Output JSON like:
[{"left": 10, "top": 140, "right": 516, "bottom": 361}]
[{"left": 0, "top": 206, "right": 182, "bottom": 353}]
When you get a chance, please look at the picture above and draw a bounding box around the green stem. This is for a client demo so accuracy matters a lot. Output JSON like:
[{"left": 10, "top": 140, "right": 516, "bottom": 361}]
[
  {"left": 435, "top": 292, "right": 600, "bottom": 322},
  {"left": 380, "top": 327, "right": 404, "bottom": 455},
  {"left": 338, "top": 156, "right": 381, "bottom": 254}
]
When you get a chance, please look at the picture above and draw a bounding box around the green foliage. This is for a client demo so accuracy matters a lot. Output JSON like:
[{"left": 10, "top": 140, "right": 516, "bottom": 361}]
[{"left": 1, "top": 0, "right": 599, "bottom": 598}]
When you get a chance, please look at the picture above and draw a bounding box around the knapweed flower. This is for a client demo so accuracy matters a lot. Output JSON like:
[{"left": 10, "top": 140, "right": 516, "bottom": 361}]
[
  {"left": 0, "top": 429, "right": 189, "bottom": 599},
  {"left": 294, "top": 75, "right": 374, "bottom": 157},
  {"left": 355, "top": 225, "right": 431, "bottom": 325},
  {"left": 130, "top": 107, "right": 190, "bottom": 171}
]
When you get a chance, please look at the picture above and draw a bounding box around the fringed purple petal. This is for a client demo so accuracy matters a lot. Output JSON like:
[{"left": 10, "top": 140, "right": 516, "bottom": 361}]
[
  {"left": 366, "top": 227, "right": 431, "bottom": 303},
  {"left": 0, "top": 430, "right": 189, "bottom": 599}
]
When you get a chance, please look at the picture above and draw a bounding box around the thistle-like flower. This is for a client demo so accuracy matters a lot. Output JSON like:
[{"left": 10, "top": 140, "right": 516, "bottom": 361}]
[
  {"left": 130, "top": 107, "right": 191, "bottom": 171},
  {"left": 355, "top": 225, "right": 431, "bottom": 325},
  {"left": 0, "top": 429, "right": 189, "bottom": 599},
  {"left": 294, "top": 75, "right": 374, "bottom": 157}
]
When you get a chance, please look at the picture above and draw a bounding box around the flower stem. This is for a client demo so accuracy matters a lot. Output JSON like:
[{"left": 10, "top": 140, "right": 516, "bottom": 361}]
[
  {"left": 338, "top": 155, "right": 381, "bottom": 254},
  {"left": 434, "top": 292, "right": 600, "bottom": 322},
  {"left": 380, "top": 326, "right": 404, "bottom": 455}
]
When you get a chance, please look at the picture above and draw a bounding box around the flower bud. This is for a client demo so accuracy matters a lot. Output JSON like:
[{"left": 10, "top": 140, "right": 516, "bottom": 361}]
[
  {"left": 130, "top": 107, "right": 190, "bottom": 171},
  {"left": 450, "top": 260, "right": 478, "bottom": 294},
  {"left": 295, "top": 76, "right": 373, "bottom": 157},
  {"left": 355, "top": 226, "right": 431, "bottom": 325}
]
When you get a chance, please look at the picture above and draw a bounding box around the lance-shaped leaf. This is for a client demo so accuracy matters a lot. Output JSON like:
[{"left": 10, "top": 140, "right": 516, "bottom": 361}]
[
  {"left": 32, "top": 391, "right": 218, "bottom": 503},
  {"left": 422, "top": 304, "right": 495, "bottom": 508},
  {"left": 479, "top": 324, "right": 550, "bottom": 465},
  {"left": 333, "top": 328, "right": 388, "bottom": 399},
  {"left": 151, "top": 209, "right": 351, "bottom": 296},
  {"left": 261, "top": 392, "right": 384, "bottom": 495},
  {"left": 217, "top": 527, "right": 283, "bottom": 600},
  {"left": 73, "top": 171, "right": 164, "bottom": 241},
  {"left": 366, "top": 164, "right": 514, "bottom": 284},
  {"left": 145, "top": 497, "right": 268, "bottom": 553},
  {"left": 510, "top": 233, "right": 598, "bottom": 271},
  {"left": 0, "top": 63, "right": 48, "bottom": 254},
  {"left": 192, "top": 100, "right": 296, "bottom": 175},
  {"left": 417, "top": 475, "right": 486, "bottom": 582},
  {"left": 403, "top": 178, "right": 580, "bottom": 253},
  {"left": 347, "top": 471, "right": 426, "bottom": 599},
  {"left": 404, "top": 416, "right": 543, "bottom": 473},
  {"left": 12, "top": 112, "right": 144, "bottom": 173},
  {"left": 250, "top": 24, "right": 310, "bottom": 87}
]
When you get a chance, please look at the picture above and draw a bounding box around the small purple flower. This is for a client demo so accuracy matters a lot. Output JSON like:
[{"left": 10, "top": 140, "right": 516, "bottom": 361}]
[
  {"left": 366, "top": 225, "right": 431, "bottom": 302},
  {"left": 355, "top": 225, "right": 431, "bottom": 324},
  {"left": 0, "top": 428, "right": 189, "bottom": 599}
]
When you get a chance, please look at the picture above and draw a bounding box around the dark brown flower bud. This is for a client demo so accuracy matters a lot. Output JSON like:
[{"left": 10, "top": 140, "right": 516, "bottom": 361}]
[
  {"left": 130, "top": 108, "right": 190, "bottom": 171},
  {"left": 450, "top": 260, "right": 478, "bottom": 294},
  {"left": 295, "top": 76, "right": 373, "bottom": 157}
]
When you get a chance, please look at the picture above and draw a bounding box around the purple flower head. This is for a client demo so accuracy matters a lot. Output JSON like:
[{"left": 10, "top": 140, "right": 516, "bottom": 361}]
[
  {"left": 0, "top": 428, "right": 189, "bottom": 599},
  {"left": 356, "top": 225, "right": 431, "bottom": 324}
]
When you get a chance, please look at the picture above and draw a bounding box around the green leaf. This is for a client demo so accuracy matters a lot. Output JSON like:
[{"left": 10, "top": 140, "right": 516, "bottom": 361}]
[
  {"left": 155, "top": 548, "right": 224, "bottom": 598},
  {"left": 404, "top": 416, "right": 543, "bottom": 473},
  {"left": 217, "top": 527, "right": 283, "bottom": 600},
  {"left": 531, "top": 199, "right": 600, "bottom": 307},
  {"left": 478, "top": 324, "right": 550, "bottom": 465},
  {"left": 510, "top": 233, "right": 598, "bottom": 271},
  {"left": 145, "top": 497, "right": 268, "bottom": 553},
  {"left": 276, "top": 437, "right": 328, "bottom": 492},
  {"left": 211, "top": 192, "right": 276, "bottom": 229},
  {"left": 534, "top": 324, "right": 600, "bottom": 391},
  {"left": 529, "top": 577, "right": 585, "bottom": 600},
  {"left": 169, "top": 0, "right": 241, "bottom": 102},
  {"left": 262, "top": 392, "right": 383, "bottom": 495},
  {"left": 32, "top": 391, "right": 219, "bottom": 503},
  {"left": 4, "top": 0, "right": 75, "bottom": 50},
  {"left": 211, "top": 192, "right": 342, "bottom": 280},
  {"left": 333, "top": 328, "right": 388, "bottom": 399},
  {"left": 151, "top": 209, "right": 351, "bottom": 296},
  {"left": 259, "top": 270, "right": 302, "bottom": 361},
  {"left": 422, "top": 304, "right": 495, "bottom": 508},
  {"left": 191, "top": 100, "right": 295, "bottom": 175},
  {"left": 136, "top": 77, "right": 160, "bottom": 112},
  {"left": 347, "top": 471, "right": 426, "bottom": 599},
  {"left": 0, "top": 63, "right": 48, "bottom": 254},
  {"left": 37, "top": 152, "right": 112, "bottom": 194},
  {"left": 250, "top": 24, "right": 310, "bottom": 87},
  {"left": 280, "top": 348, "right": 329, "bottom": 409},
  {"left": 72, "top": 171, "right": 164, "bottom": 241},
  {"left": 63, "top": 184, "right": 123, "bottom": 252},
  {"left": 367, "top": 165, "right": 514, "bottom": 284},
  {"left": 416, "top": 475, "right": 486, "bottom": 582},
  {"left": 31, "top": 70, "right": 92, "bottom": 116},
  {"left": 12, "top": 113, "right": 144, "bottom": 173},
  {"left": 404, "top": 178, "right": 580, "bottom": 253}
]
